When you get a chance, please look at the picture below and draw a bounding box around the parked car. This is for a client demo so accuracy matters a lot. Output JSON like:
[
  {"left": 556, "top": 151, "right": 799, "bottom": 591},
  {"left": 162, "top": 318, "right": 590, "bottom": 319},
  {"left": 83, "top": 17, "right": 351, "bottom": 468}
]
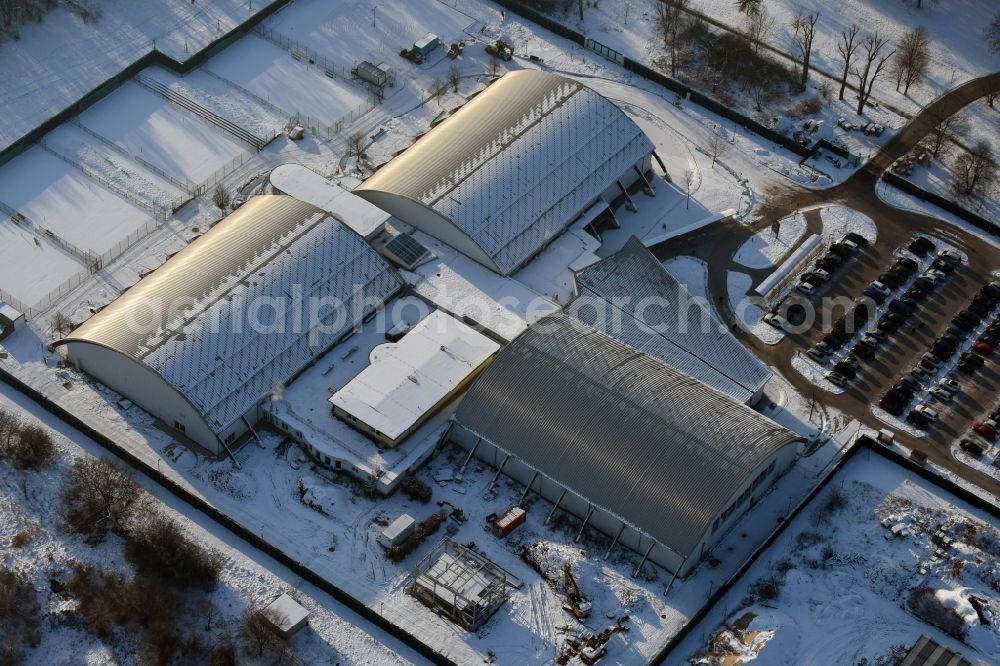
[
  {"left": 880, "top": 398, "right": 907, "bottom": 416},
  {"left": 980, "top": 283, "right": 1000, "bottom": 299},
  {"left": 960, "top": 439, "right": 986, "bottom": 455},
  {"left": 866, "top": 330, "right": 889, "bottom": 343},
  {"left": 823, "top": 332, "right": 847, "bottom": 349},
  {"left": 844, "top": 232, "right": 869, "bottom": 247},
  {"left": 914, "top": 404, "right": 940, "bottom": 422},
  {"left": 931, "top": 258, "right": 957, "bottom": 274},
  {"left": 797, "top": 281, "right": 816, "bottom": 295},
  {"left": 876, "top": 317, "right": 901, "bottom": 333},
  {"left": 907, "top": 410, "right": 930, "bottom": 429},
  {"left": 871, "top": 281, "right": 893, "bottom": 297},
  {"left": 830, "top": 243, "right": 855, "bottom": 258},
  {"left": 921, "top": 352, "right": 943, "bottom": 368},
  {"left": 968, "top": 301, "right": 991, "bottom": 318},
  {"left": 908, "top": 237, "right": 935, "bottom": 256},
  {"left": 939, "top": 378, "right": 961, "bottom": 392},
  {"left": 979, "top": 334, "right": 1000, "bottom": 347},
  {"left": 928, "top": 386, "right": 955, "bottom": 402},
  {"left": 911, "top": 366, "right": 933, "bottom": 382},
  {"left": 802, "top": 273, "right": 826, "bottom": 288},
  {"left": 914, "top": 277, "right": 936, "bottom": 292},
  {"left": 833, "top": 361, "right": 858, "bottom": 379},
  {"left": 973, "top": 293, "right": 997, "bottom": 309},
  {"left": 816, "top": 257, "right": 841, "bottom": 272},
  {"left": 957, "top": 359, "right": 978, "bottom": 374},
  {"left": 972, "top": 422, "right": 998, "bottom": 441},
  {"left": 763, "top": 313, "right": 788, "bottom": 331},
  {"left": 961, "top": 351, "right": 986, "bottom": 366},
  {"left": 863, "top": 287, "right": 887, "bottom": 305},
  {"left": 825, "top": 371, "right": 848, "bottom": 388},
  {"left": 888, "top": 299, "right": 916, "bottom": 315},
  {"left": 851, "top": 344, "right": 877, "bottom": 361},
  {"left": 896, "top": 256, "right": 920, "bottom": 272},
  {"left": 807, "top": 348, "right": 830, "bottom": 364},
  {"left": 931, "top": 342, "right": 957, "bottom": 359},
  {"left": 858, "top": 336, "right": 880, "bottom": 350},
  {"left": 938, "top": 249, "right": 963, "bottom": 264},
  {"left": 951, "top": 316, "right": 976, "bottom": 333},
  {"left": 972, "top": 340, "right": 994, "bottom": 354}
]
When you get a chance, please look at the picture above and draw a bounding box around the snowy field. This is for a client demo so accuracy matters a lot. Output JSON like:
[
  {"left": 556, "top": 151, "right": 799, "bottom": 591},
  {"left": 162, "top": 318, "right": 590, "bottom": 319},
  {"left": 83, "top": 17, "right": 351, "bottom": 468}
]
[
  {"left": 264, "top": 0, "right": 479, "bottom": 71},
  {"left": 676, "top": 451, "right": 1000, "bottom": 665},
  {"left": 0, "top": 145, "right": 154, "bottom": 256},
  {"left": 0, "top": 0, "right": 265, "bottom": 153},
  {"left": 78, "top": 81, "right": 248, "bottom": 186},
  {"left": 43, "top": 123, "right": 188, "bottom": 214},
  {"left": 0, "top": 222, "right": 86, "bottom": 310},
  {"left": 204, "top": 36, "right": 372, "bottom": 125},
  {"left": 141, "top": 66, "right": 289, "bottom": 139}
]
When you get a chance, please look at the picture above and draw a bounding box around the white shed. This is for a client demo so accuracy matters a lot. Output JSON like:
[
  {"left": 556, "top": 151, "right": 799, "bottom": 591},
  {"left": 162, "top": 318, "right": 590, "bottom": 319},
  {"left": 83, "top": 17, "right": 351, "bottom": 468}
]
[
  {"left": 379, "top": 513, "right": 416, "bottom": 549},
  {"left": 262, "top": 593, "right": 309, "bottom": 639}
]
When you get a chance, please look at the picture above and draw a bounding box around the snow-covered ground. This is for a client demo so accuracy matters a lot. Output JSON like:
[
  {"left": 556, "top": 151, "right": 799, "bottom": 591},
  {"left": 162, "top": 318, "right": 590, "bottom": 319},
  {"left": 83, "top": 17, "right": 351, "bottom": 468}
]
[
  {"left": 204, "top": 35, "right": 373, "bottom": 126},
  {"left": 727, "top": 269, "right": 784, "bottom": 345},
  {"left": 0, "top": 0, "right": 266, "bottom": 153},
  {"left": 0, "top": 222, "right": 87, "bottom": 310},
  {"left": 819, "top": 204, "right": 878, "bottom": 244},
  {"left": 877, "top": 179, "right": 1000, "bottom": 250},
  {"left": 78, "top": 81, "right": 248, "bottom": 186},
  {"left": 0, "top": 390, "right": 420, "bottom": 666},
  {"left": 0, "top": 145, "right": 154, "bottom": 256},
  {"left": 734, "top": 212, "right": 807, "bottom": 269},
  {"left": 676, "top": 451, "right": 1000, "bottom": 665}
]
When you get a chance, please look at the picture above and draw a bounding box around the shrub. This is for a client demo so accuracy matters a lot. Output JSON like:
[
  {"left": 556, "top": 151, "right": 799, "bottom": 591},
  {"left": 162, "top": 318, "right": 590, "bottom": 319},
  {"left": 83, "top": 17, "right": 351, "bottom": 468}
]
[
  {"left": 790, "top": 96, "right": 823, "bottom": 117},
  {"left": 399, "top": 476, "right": 432, "bottom": 503},
  {"left": 0, "top": 568, "right": 41, "bottom": 663},
  {"left": 124, "top": 512, "right": 222, "bottom": 590},
  {"left": 2, "top": 423, "right": 56, "bottom": 470},
  {"left": 748, "top": 576, "right": 782, "bottom": 602},
  {"left": 60, "top": 457, "right": 143, "bottom": 541}
]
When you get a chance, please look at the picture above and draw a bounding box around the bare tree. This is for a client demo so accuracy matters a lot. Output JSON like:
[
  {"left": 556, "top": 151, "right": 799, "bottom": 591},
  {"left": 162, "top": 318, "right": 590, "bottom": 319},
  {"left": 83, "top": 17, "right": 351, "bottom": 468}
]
[
  {"left": 707, "top": 133, "right": 730, "bottom": 168},
  {"left": 990, "top": 12, "right": 1000, "bottom": 54},
  {"left": 682, "top": 169, "right": 696, "bottom": 209},
  {"left": 60, "top": 457, "right": 144, "bottom": 540},
  {"left": 950, "top": 141, "right": 998, "bottom": 198},
  {"left": 447, "top": 64, "right": 461, "bottom": 93},
  {"left": 744, "top": 7, "right": 773, "bottom": 55},
  {"left": 654, "top": 0, "right": 688, "bottom": 77},
  {"left": 577, "top": 0, "right": 584, "bottom": 22},
  {"left": 239, "top": 608, "right": 285, "bottom": 657},
  {"left": 51, "top": 312, "right": 73, "bottom": 337},
  {"left": 487, "top": 52, "right": 501, "bottom": 80},
  {"left": 346, "top": 132, "right": 366, "bottom": 164},
  {"left": 790, "top": 10, "right": 819, "bottom": 89},
  {"left": 836, "top": 24, "right": 861, "bottom": 101},
  {"left": 925, "top": 110, "right": 969, "bottom": 159},
  {"left": 852, "top": 31, "right": 894, "bottom": 115},
  {"left": 986, "top": 91, "right": 997, "bottom": 109},
  {"left": 892, "top": 26, "right": 930, "bottom": 95},
  {"left": 212, "top": 185, "right": 231, "bottom": 213},
  {"left": 432, "top": 77, "right": 448, "bottom": 106},
  {"left": 735, "top": 0, "right": 762, "bottom": 15}
]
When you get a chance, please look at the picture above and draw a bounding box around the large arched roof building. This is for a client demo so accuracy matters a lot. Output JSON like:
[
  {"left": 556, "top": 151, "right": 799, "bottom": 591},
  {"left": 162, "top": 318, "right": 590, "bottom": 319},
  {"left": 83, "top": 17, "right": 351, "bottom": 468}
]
[
  {"left": 355, "top": 70, "right": 656, "bottom": 275},
  {"left": 449, "top": 313, "right": 801, "bottom": 577},
  {"left": 56, "top": 195, "right": 401, "bottom": 454}
]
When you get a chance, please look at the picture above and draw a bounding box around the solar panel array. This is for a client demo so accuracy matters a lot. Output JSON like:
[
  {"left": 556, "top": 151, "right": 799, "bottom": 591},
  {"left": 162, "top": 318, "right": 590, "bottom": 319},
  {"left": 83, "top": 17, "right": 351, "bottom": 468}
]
[{"left": 384, "top": 232, "right": 431, "bottom": 269}]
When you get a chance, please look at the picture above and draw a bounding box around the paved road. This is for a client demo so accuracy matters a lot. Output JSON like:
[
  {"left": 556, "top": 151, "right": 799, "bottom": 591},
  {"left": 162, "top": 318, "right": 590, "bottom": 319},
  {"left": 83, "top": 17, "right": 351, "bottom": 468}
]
[{"left": 657, "top": 71, "right": 1000, "bottom": 497}]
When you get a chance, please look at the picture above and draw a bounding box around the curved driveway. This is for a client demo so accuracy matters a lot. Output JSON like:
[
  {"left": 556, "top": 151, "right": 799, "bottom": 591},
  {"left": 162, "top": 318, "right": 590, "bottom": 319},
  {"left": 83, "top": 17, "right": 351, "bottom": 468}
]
[{"left": 656, "top": 72, "right": 1000, "bottom": 496}]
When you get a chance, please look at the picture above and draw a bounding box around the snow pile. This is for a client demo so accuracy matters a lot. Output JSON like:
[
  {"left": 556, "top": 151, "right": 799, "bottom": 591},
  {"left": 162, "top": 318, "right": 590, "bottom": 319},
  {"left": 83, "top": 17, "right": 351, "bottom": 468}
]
[
  {"left": 933, "top": 588, "right": 980, "bottom": 627},
  {"left": 790, "top": 353, "right": 844, "bottom": 395},
  {"left": 299, "top": 476, "right": 338, "bottom": 516},
  {"left": 734, "top": 212, "right": 807, "bottom": 269},
  {"left": 819, "top": 205, "right": 877, "bottom": 244}
]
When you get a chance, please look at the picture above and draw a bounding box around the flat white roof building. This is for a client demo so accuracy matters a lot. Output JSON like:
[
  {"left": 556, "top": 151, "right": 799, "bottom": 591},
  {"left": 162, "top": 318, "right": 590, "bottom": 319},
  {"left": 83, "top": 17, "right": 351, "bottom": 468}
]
[
  {"left": 330, "top": 310, "right": 500, "bottom": 447},
  {"left": 262, "top": 593, "right": 309, "bottom": 639},
  {"left": 270, "top": 163, "right": 389, "bottom": 239}
]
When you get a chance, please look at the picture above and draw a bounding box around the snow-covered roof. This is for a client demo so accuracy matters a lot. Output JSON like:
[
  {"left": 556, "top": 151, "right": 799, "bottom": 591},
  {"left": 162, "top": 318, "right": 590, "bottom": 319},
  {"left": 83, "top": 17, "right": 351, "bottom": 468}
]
[
  {"left": 330, "top": 310, "right": 499, "bottom": 442},
  {"left": 572, "top": 237, "right": 771, "bottom": 403},
  {"left": 356, "top": 70, "right": 654, "bottom": 275},
  {"left": 0, "top": 302, "right": 23, "bottom": 322},
  {"left": 269, "top": 163, "right": 389, "bottom": 239},
  {"left": 264, "top": 593, "right": 309, "bottom": 632},
  {"left": 58, "top": 195, "right": 401, "bottom": 435},
  {"left": 454, "top": 312, "right": 800, "bottom": 559}
]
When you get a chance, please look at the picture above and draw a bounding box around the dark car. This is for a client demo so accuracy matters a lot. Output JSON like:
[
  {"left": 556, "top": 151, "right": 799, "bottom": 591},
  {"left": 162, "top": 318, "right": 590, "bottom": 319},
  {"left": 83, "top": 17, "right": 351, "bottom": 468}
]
[
  {"left": 914, "top": 277, "right": 937, "bottom": 291},
  {"left": 908, "top": 237, "right": 935, "bottom": 256},
  {"left": 892, "top": 384, "right": 915, "bottom": 400},
  {"left": 986, "top": 323, "right": 1000, "bottom": 337},
  {"left": 905, "top": 287, "right": 929, "bottom": 302},
  {"left": 880, "top": 395, "right": 907, "bottom": 415},
  {"left": 980, "top": 283, "right": 1000, "bottom": 299},
  {"left": 851, "top": 343, "right": 876, "bottom": 361},
  {"left": 896, "top": 256, "right": 919, "bottom": 271},
  {"left": 876, "top": 317, "right": 901, "bottom": 333},
  {"left": 960, "top": 439, "right": 986, "bottom": 456},
  {"left": 833, "top": 361, "right": 858, "bottom": 379},
  {"left": 959, "top": 308, "right": 984, "bottom": 324},
  {"left": 830, "top": 243, "right": 855, "bottom": 258},
  {"left": 802, "top": 273, "right": 826, "bottom": 288},
  {"left": 968, "top": 300, "right": 991, "bottom": 318},
  {"left": 888, "top": 298, "right": 917, "bottom": 315},
  {"left": 958, "top": 360, "right": 978, "bottom": 374},
  {"left": 974, "top": 293, "right": 999, "bottom": 309},
  {"left": 980, "top": 334, "right": 1000, "bottom": 347},
  {"left": 816, "top": 257, "right": 841, "bottom": 272},
  {"left": 935, "top": 334, "right": 960, "bottom": 349},
  {"left": 845, "top": 232, "right": 870, "bottom": 248},
  {"left": 931, "top": 258, "right": 957, "bottom": 274},
  {"left": 961, "top": 351, "right": 986, "bottom": 366},
  {"left": 879, "top": 272, "right": 906, "bottom": 289},
  {"left": 931, "top": 343, "right": 956, "bottom": 360},
  {"left": 822, "top": 333, "right": 845, "bottom": 350},
  {"left": 952, "top": 316, "right": 977, "bottom": 333},
  {"left": 906, "top": 410, "right": 930, "bottom": 428},
  {"left": 863, "top": 287, "right": 888, "bottom": 305}
]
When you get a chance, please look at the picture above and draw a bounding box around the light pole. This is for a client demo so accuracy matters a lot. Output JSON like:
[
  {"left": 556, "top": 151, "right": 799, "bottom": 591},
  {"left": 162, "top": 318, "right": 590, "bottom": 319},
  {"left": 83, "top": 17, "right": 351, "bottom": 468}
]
[{"left": 372, "top": 5, "right": 377, "bottom": 28}]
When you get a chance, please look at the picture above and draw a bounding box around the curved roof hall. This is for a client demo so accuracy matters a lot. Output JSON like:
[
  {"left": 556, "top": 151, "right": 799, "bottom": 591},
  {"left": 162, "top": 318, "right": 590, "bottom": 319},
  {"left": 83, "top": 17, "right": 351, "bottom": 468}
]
[
  {"left": 57, "top": 195, "right": 401, "bottom": 434},
  {"left": 454, "top": 313, "right": 800, "bottom": 559},
  {"left": 355, "top": 70, "right": 654, "bottom": 275}
]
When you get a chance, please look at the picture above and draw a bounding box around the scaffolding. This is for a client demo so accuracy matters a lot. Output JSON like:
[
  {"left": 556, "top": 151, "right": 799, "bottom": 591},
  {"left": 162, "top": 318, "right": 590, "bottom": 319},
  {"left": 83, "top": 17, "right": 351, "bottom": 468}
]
[{"left": 409, "top": 538, "right": 508, "bottom": 630}]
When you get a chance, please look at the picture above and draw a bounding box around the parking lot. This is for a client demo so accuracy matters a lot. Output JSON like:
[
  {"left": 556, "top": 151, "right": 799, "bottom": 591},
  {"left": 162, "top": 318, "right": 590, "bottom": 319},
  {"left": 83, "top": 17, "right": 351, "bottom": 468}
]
[{"left": 774, "top": 227, "right": 1000, "bottom": 484}]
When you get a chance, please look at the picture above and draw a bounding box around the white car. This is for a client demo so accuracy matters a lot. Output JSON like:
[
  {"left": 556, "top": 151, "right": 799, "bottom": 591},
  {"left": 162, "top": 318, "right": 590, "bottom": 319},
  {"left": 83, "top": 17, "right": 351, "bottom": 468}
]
[
  {"left": 797, "top": 281, "right": 816, "bottom": 295},
  {"left": 825, "top": 371, "right": 848, "bottom": 388},
  {"left": 763, "top": 313, "right": 788, "bottom": 331},
  {"left": 914, "top": 404, "right": 940, "bottom": 422},
  {"left": 939, "top": 378, "right": 961, "bottom": 392},
  {"left": 871, "top": 281, "right": 893, "bottom": 296},
  {"left": 811, "top": 268, "right": 831, "bottom": 281},
  {"left": 928, "top": 386, "right": 955, "bottom": 402}
]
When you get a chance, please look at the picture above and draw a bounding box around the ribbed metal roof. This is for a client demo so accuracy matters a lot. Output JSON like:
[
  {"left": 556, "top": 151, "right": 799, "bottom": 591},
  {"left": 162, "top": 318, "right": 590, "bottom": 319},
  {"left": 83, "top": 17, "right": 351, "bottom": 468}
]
[
  {"left": 59, "top": 195, "right": 401, "bottom": 433},
  {"left": 572, "top": 237, "right": 771, "bottom": 403},
  {"left": 356, "top": 70, "right": 653, "bottom": 275},
  {"left": 455, "top": 313, "right": 799, "bottom": 558}
]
